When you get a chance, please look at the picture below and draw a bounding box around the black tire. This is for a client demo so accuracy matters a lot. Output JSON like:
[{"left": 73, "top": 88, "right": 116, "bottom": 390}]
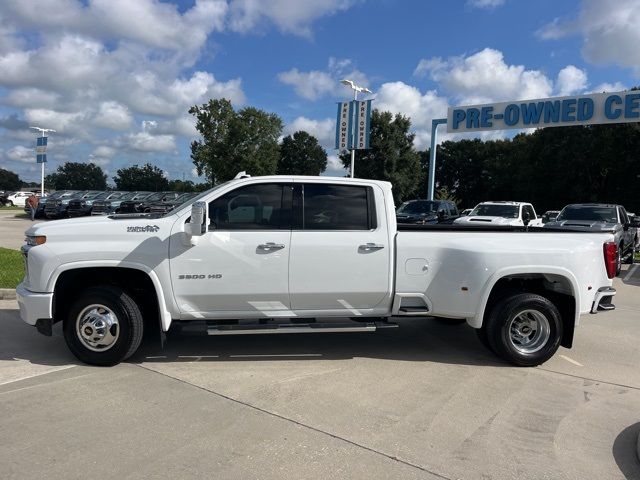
[
  {"left": 485, "top": 293, "right": 562, "bottom": 367},
  {"left": 616, "top": 243, "right": 623, "bottom": 275},
  {"left": 7, "top": 200, "right": 13, "bottom": 207},
  {"left": 475, "top": 327, "right": 495, "bottom": 353},
  {"left": 64, "top": 286, "right": 144, "bottom": 366},
  {"left": 625, "top": 241, "right": 635, "bottom": 265}
]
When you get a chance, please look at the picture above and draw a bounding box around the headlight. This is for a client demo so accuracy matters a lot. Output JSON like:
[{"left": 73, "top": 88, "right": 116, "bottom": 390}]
[{"left": 25, "top": 235, "right": 46, "bottom": 246}]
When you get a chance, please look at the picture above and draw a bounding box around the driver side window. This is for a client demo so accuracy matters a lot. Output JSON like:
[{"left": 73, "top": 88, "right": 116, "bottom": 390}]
[{"left": 208, "top": 183, "right": 288, "bottom": 230}]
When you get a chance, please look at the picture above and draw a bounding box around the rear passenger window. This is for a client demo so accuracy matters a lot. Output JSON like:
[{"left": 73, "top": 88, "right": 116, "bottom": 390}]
[
  {"left": 449, "top": 204, "right": 458, "bottom": 216},
  {"left": 302, "top": 184, "right": 371, "bottom": 230}
]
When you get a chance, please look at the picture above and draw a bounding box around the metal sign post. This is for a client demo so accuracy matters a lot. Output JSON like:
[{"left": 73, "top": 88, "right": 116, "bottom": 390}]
[
  {"left": 427, "top": 118, "right": 447, "bottom": 201},
  {"left": 30, "top": 126, "right": 55, "bottom": 196}
]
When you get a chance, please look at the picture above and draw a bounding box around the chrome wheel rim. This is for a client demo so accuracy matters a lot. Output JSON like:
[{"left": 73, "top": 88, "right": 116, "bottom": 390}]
[
  {"left": 507, "top": 309, "right": 550, "bottom": 354},
  {"left": 76, "top": 304, "right": 119, "bottom": 352}
]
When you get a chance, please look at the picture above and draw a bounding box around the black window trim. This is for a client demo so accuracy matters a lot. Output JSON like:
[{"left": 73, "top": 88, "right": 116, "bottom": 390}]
[
  {"left": 206, "top": 181, "right": 294, "bottom": 231},
  {"left": 292, "top": 182, "right": 378, "bottom": 232}
]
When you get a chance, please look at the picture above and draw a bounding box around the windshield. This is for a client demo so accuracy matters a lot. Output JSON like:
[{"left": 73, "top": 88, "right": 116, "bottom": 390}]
[
  {"left": 161, "top": 182, "right": 230, "bottom": 217},
  {"left": 470, "top": 204, "right": 519, "bottom": 218},
  {"left": 143, "top": 192, "right": 168, "bottom": 202},
  {"left": 557, "top": 206, "right": 617, "bottom": 222},
  {"left": 117, "top": 191, "right": 138, "bottom": 201},
  {"left": 397, "top": 200, "right": 438, "bottom": 215}
]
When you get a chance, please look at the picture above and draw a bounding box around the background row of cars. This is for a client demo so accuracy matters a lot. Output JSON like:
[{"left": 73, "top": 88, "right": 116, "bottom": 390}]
[
  {"left": 17, "top": 190, "right": 197, "bottom": 219},
  {"left": 396, "top": 199, "right": 639, "bottom": 271}
]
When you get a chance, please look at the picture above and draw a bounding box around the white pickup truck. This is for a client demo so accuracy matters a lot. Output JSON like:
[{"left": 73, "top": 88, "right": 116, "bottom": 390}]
[{"left": 17, "top": 175, "right": 618, "bottom": 367}]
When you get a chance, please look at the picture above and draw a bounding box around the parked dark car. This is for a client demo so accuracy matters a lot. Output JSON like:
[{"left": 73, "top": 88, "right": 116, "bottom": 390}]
[
  {"left": 545, "top": 203, "right": 639, "bottom": 273},
  {"left": 541, "top": 210, "right": 561, "bottom": 224},
  {"left": 91, "top": 191, "right": 152, "bottom": 215},
  {"left": 67, "top": 191, "right": 123, "bottom": 217},
  {"left": 118, "top": 191, "right": 182, "bottom": 214},
  {"left": 396, "top": 199, "right": 459, "bottom": 224},
  {"left": 148, "top": 192, "right": 197, "bottom": 215},
  {"left": 44, "top": 190, "right": 89, "bottom": 219}
]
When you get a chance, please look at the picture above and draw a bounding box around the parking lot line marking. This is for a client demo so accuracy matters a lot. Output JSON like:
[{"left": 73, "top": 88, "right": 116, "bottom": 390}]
[
  {"left": 558, "top": 355, "right": 583, "bottom": 367},
  {"left": 0, "top": 365, "right": 76, "bottom": 387},
  {"left": 623, "top": 264, "right": 638, "bottom": 282}
]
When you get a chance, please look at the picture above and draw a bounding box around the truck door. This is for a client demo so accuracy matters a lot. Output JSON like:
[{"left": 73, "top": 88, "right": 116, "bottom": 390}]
[
  {"left": 288, "top": 182, "right": 391, "bottom": 314},
  {"left": 169, "top": 183, "right": 292, "bottom": 317}
]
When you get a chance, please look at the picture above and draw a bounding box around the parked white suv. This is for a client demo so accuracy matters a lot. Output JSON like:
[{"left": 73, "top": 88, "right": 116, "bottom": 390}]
[
  {"left": 6, "top": 191, "right": 32, "bottom": 207},
  {"left": 454, "top": 201, "right": 542, "bottom": 227}
]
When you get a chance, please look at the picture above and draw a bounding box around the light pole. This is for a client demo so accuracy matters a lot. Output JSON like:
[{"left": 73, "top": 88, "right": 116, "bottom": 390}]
[
  {"left": 29, "top": 126, "right": 56, "bottom": 196},
  {"left": 340, "top": 79, "right": 372, "bottom": 178}
]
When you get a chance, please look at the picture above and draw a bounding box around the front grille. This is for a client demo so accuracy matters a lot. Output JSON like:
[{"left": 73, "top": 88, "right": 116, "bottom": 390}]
[
  {"left": 92, "top": 201, "right": 109, "bottom": 214},
  {"left": 68, "top": 200, "right": 83, "bottom": 210}
]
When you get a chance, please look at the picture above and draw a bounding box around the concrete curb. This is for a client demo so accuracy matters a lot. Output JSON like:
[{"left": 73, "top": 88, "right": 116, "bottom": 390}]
[{"left": 0, "top": 289, "right": 17, "bottom": 300}]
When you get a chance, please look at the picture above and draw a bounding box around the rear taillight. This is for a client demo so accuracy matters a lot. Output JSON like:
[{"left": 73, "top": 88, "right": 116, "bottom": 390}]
[{"left": 603, "top": 242, "right": 618, "bottom": 279}]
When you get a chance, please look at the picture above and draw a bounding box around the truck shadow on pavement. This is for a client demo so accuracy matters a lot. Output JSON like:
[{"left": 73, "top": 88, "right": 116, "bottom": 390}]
[
  {"left": 0, "top": 308, "right": 509, "bottom": 368},
  {"left": 132, "top": 318, "right": 509, "bottom": 367},
  {"left": 612, "top": 422, "right": 640, "bottom": 480}
]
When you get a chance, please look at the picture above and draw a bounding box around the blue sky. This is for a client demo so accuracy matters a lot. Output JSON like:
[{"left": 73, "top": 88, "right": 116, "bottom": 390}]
[{"left": 0, "top": 0, "right": 638, "bottom": 183}]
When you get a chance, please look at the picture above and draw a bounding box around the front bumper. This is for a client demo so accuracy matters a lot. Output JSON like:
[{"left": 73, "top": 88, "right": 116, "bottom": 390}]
[
  {"left": 590, "top": 286, "right": 616, "bottom": 313},
  {"left": 16, "top": 282, "right": 53, "bottom": 327}
]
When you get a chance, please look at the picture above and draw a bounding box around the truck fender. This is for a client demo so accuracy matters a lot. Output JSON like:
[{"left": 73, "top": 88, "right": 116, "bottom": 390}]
[
  {"left": 47, "top": 260, "right": 173, "bottom": 331},
  {"left": 471, "top": 266, "right": 581, "bottom": 329}
]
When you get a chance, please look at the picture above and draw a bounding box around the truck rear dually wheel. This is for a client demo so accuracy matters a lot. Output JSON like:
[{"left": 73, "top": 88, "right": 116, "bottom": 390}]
[
  {"left": 485, "top": 293, "right": 562, "bottom": 367},
  {"left": 64, "top": 286, "right": 144, "bottom": 366}
]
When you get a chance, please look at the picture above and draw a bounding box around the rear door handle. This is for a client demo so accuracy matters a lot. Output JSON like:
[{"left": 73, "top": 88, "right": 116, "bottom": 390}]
[
  {"left": 359, "top": 243, "right": 385, "bottom": 251},
  {"left": 258, "top": 242, "right": 285, "bottom": 251}
]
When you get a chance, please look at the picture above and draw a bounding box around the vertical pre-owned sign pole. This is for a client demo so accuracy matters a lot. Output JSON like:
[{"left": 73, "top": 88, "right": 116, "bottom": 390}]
[{"left": 427, "top": 118, "right": 447, "bottom": 201}]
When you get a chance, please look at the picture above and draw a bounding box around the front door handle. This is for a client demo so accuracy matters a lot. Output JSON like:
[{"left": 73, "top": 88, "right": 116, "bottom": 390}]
[
  {"left": 258, "top": 242, "right": 285, "bottom": 251},
  {"left": 359, "top": 243, "right": 385, "bottom": 251}
]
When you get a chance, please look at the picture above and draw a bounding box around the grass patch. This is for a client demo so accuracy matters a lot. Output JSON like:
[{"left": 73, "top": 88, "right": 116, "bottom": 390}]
[
  {"left": 0, "top": 247, "right": 24, "bottom": 289},
  {"left": 1, "top": 206, "right": 24, "bottom": 211}
]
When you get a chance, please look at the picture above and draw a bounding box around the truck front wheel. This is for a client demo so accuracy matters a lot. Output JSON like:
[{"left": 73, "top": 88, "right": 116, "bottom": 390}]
[
  {"left": 485, "top": 293, "right": 562, "bottom": 367},
  {"left": 63, "top": 286, "right": 144, "bottom": 366}
]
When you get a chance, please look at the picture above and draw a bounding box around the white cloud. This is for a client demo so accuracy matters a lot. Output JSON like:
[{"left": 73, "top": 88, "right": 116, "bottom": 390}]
[
  {"left": 228, "top": 0, "right": 359, "bottom": 37},
  {"left": 278, "top": 57, "right": 368, "bottom": 101},
  {"left": 537, "top": 0, "right": 640, "bottom": 73},
  {"left": 415, "top": 48, "right": 553, "bottom": 105},
  {"left": 1, "top": 0, "right": 227, "bottom": 54},
  {"left": 284, "top": 116, "right": 335, "bottom": 147},
  {"left": 123, "top": 132, "right": 176, "bottom": 153},
  {"left": 555, "top": 65, "right": 588, "bottom": 96},
  {"left": 375, "top": 82, "right": 450, "bottom": 149},
  {"left": 94, "top": 101, "right": 133, "bottom": 130},
  {"left": 92, "top": 145, "right": 116, "bottom": 158},
  {"left": 467, "top": 0, "right": 506, "bottom": 8},
  {"left": 588, "top": 82, "right": 627, "bottom": 93},
  {"left": 6, "top": 145, "right": 33, "bottom": 163},
  {"left": 324, "top": 154, "right": 346, "bottom": 177}
]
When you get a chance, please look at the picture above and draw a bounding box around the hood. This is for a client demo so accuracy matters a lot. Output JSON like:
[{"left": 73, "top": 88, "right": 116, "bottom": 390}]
[
  {"left": 454, "top": 215, "right": 519, "bottom": 226},
  {"left": 545, "top": 220, "right": 618, "bottom": 232},
  {"left": 396, "top": 213, "right": 437, "bottom": 222},
  {"left": 25, "top": 213, "right": 172, "bottom": 238}
]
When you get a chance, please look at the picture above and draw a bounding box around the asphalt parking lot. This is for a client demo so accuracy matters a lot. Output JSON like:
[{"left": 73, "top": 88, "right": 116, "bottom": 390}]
[{"left": 1, "top": 212, "right": 639, "bottom": 479}]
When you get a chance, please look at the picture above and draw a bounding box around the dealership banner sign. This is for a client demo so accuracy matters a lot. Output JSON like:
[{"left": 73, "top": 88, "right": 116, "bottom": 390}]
[
  {"left": 36, "top": 136, "right": 47, "bottom": 163},
  {"left": 447, "top": 90, "right": 640, "bottom": 133},
  {"left": 335, "top": 100, "right": 372, "bottom": 152}
]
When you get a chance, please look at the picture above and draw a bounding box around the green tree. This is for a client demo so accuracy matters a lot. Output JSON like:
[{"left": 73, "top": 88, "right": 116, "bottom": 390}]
[
  {"left": 0, "top": 168, "right": 22, "bottom": 191},
  {"left": 113, "top": 163, "right": 169, "bottom": 191},
  {"left": 340, "top": 110, "right": 420, "bottom": 203},
  {"left": 277, "top": 131, "right": 327, "bottom": 175},
  {"left": 45, "top": 162, "right": 107, "bottom": 190},
  {"left": 190, "top": 98, "right": 283, "bottom": 183}
]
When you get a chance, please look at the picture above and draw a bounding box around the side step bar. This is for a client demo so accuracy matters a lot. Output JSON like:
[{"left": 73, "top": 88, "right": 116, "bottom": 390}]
[{"left": 177, "top": 320, "right": 398, "bottom": 336}]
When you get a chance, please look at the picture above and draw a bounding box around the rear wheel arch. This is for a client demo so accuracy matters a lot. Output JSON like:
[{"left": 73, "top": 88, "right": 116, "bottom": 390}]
[{"left": 477, "top": 272, "right": 577, "bottom": 349}]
